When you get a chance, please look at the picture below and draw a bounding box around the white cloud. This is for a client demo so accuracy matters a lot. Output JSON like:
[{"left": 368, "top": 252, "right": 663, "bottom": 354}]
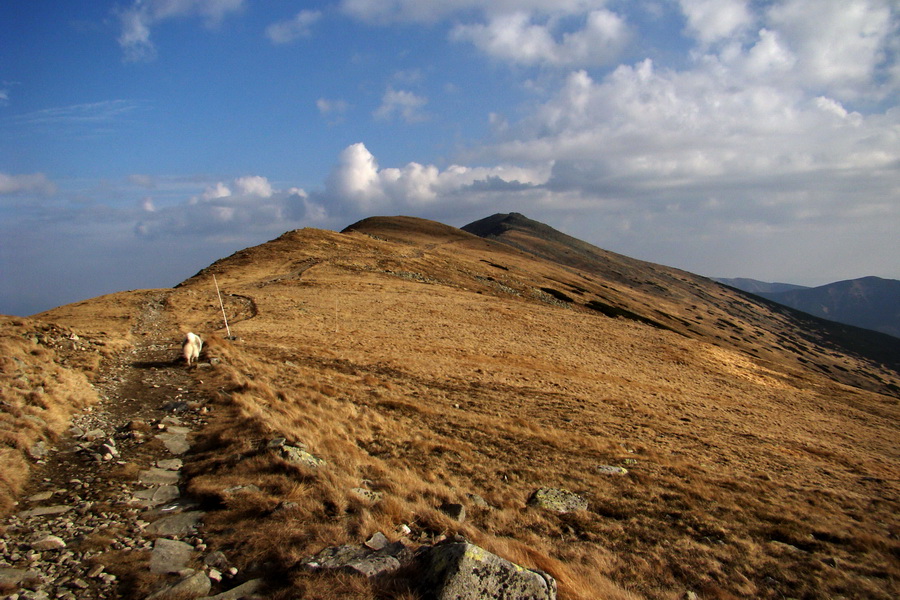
[
  {"left": 765, "top": 0, "right": 898, "bottom": 100},
  {"left": 200, "top": 182, "right": 231, "bottom": 201},
  {"left": 117, "top": 0, "right": 245, "bottom": 62},
  {"left": 234, "top": 175, "right": 273, "bottom": 198},
  {"left": 134, "top": 175, "right": 323, "bottom": 240},
  {"left": 322, "top": 142, "right": 551, "bottom": 213},
  {"left": 266, "top": 10, "right": 321, "bottom": 44},
  {"left": 451, "top": 9, "right": 629, "bottom": 67},
  {"left": 678, "top": 0, "right": 752, "bottom": 45},
  {"left": 0, "top": 173, "right": 57, "bottom": 196},
  {"left": 317, "top": 98, "right": 350, "bottom": 115},
  {"left": 373, "top": 88, "right": 428, "bottom": 123}
]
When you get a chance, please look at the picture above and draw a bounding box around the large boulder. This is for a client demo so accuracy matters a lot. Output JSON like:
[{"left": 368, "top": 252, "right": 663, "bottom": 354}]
[{"left": 419, "top": 541, "right": 557, "bottom": 600}]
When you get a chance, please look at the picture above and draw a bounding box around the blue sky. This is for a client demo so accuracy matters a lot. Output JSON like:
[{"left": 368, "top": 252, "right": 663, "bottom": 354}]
[{"left": 2, "top": 1, "right": 899, "bottom": 316}]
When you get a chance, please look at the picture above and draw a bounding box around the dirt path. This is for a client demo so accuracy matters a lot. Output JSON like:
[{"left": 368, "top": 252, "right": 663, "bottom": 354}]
[{"left": 0, "top": 293, "right": 224, "bottom": 600}]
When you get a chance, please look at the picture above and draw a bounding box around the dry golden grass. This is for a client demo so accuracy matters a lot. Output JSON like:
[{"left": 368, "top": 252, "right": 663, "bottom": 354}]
[
  {"left": 6, "top": 221, "right": 899, "bottom": 599},
  {"left": 0, "top": 316, "right": 105, "bottom": 514}
]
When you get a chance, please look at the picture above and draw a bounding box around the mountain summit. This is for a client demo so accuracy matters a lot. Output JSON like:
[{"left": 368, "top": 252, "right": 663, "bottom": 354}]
[{"left": 2, "top": 214, "right": 898, "bottom": 600}]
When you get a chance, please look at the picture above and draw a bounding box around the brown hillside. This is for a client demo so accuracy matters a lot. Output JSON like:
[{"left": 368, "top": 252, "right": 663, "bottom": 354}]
[{"left": 3, "top": 216, "right": 899, "bottom": 600}]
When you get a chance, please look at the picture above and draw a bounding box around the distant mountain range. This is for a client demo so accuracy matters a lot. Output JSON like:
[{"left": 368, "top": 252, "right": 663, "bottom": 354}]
[{"left": 716, "top": 276, "right": 900, "bottom": 339}]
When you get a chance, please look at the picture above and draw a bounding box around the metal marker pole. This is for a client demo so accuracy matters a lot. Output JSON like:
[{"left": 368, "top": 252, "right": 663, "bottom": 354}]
[{"left": 214, "top": 274, "right": 232, "bottom": 338}]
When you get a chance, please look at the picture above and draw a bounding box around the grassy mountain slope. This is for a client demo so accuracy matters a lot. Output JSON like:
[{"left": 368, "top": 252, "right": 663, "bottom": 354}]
[{"left": 4, "top": 215, "right": 899, "bottom": 599}]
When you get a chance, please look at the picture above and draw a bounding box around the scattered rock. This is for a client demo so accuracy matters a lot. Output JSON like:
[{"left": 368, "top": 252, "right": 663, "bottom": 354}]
[
  {"left": 365, "top": 532, "right": 390, "bottom": 551},
  {"left": 139, "top": 467, "right": 181, "bottom": 486},
  {"left": 145, "top": 511, "right": 204, "bottom": 536},
  {"left": 133, "top": 485, "right": 181, "bottom": 507},
  {"left": 0, "top": 567, "right": 42, "bottom": 588},
  {"left": 197, "top": 578, "right": 264, "bottom": 600},
  {"left": 156, "top": 458, "right": 183, "bottom": 471},
  {"left": 439, "top": 502, "right": 466, "bottom": 522},
  {"left": 28, "top": 441, "right": 49, "bottom": 460},
  {"left": 596, "top": 465, "right": 629, "bottom": 475},
  {"left": 31, "top": 535, "right": 66, "bottom": 551},
  {"left": 147, "top": 570, "right": 210, "bottom": 600},
  {"left": 351, "top": 487, "right": 383, "bottom": 503},
  {"left": 156, "top": 431, "right": 190, "bottom": 455},
  {"left": 280, "top": 445, "right": 324, "bottom": 469},
  {"left": 418, "top": 541, "right": 557, "bottom": 600},
  {"left": 18, "top": 505, "right": 71, "bottom": 518},
  {"left": 467, "top": 494, "right": 490, "bottom": 509},
  {"left": 303, "top": 541, "right": 408, "bottom": 579},
  {"left": 150, "top": 539, "right": 195, "bottom": 574},
  {"left": 527, "top": 488, "right": 588, "bottom": 513}
]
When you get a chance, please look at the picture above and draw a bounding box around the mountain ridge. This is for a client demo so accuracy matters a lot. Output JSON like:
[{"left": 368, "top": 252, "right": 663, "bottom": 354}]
[
  {"left": 2, "top": 213, "right": 898, "bottom": 600},
  {"left": 718, "top": 275, "right": 900, "bottom": 339}
]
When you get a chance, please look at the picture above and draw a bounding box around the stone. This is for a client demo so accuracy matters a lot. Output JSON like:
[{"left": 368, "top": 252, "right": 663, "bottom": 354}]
[
  {"left": 527, "top": 488, "right": 588, "bottom": 513},
  {"left": 365, "top": 532, "right": 390, "bottom": 551},
  {"left": 280, "top": 445, "right": 324, "bottom": 469},
  {"left": 351, "top": 487, "right": 383, "bottom": 503},
  {"left": 28, "top": 441, "right": 49, "bottom": 460},
  {"left": 0, "top": 567, "right": 42, "bottom": 588},
  {"left": 133, "top": 485, "right": 181, "bottom": 507},
  {"left": 139, "top": 468, "right": 181, "bottom": 486},
  {"left": 156, "top": 432, "right": 190, "bottom": 455},
  {"left": 156, "top": 458, "right": 183, "bottom": 471},
  {"left": 83, "top": 429, "right": 106, "bottom": 441},
  {"left": 304, "top": 542, "right": 405, "bottom": 580},
  {"left": 27, "top": 491, "right": 55, "bottom": 503},
  {"left": 148, "top": 570, "right": 211, "bottom": 599},
  {"left": 150, "top": 539, "right": 194, "bottom": 574},
  {"left": 18, "top": 505, "right": 71, "bottom": 518},
  {"left": 197, "top": 578, "right": 264, "bottom": 600},
  {"left": 32, "top": 535, "right": 66, "bottom": 551},
  {"left": 419, "top": 542, "right": 556, "bottom": 600},
  {"left": 145, "top": 511, "right": 204, "bottom": 536},
  {"left": 467, "top": 494, "right": 490, "bottom": 509},
  {"left": 203, "top": 551, "right": 230, "bottom": 570},
  {"left": 596, "top": 465, "right": 629, "bottom": 475},
  {"left": 341, "top": 555, "right": 401, "bottom": 578},
  {"left": 439, "top": 502, "right": 466, "bottom": 522}
]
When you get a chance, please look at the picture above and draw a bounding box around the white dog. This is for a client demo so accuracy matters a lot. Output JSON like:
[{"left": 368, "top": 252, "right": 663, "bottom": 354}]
[{"left": 182, "top": 332, "right": 203, "bottom": 366}]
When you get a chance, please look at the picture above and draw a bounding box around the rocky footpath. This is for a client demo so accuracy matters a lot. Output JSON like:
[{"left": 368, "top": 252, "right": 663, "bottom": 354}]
[{"left": 0, "top": 296, "right": 261, "bottom": 600}]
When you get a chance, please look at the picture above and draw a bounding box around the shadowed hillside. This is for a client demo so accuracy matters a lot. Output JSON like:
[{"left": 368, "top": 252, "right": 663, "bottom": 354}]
[
  {"left": 757, "top": 276, "right": 900, "bottom": 339},
  {"left": 3, "top": 215, "right": 898, "bottom": 600}
]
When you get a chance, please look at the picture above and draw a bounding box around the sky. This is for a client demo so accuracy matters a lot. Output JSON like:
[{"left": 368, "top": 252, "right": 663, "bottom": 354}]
[{"left": 1, "top": 0, "right": 899, "bottom": 316}]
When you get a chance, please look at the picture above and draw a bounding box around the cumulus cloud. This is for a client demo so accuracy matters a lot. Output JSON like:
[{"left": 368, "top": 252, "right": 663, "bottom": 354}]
[
  {"left": 117, "top": 0, "right": 245, "bottom": 62},
  {"left": 135, "top": 174, "right": 323, "bottom": 240},
  {"left": 0, "top": 173, "right": 57, "bottom": 196},
  {"left": 373, "top": 88, "right": 428, "bottom": 123},
  {"left": 265, "top": 10, "right": 321, "bottom": 44},
  {"left": 474, "top": 50, "right": 900, "bottom": 255},
  {"left": 451, "top": 9, "right": 629, "bottom": 67},
  {"left": 764, "top": 0, "right": 898, "bottom": 100},
  {"left": 678, "top": 0, "right": 752, "bottom": 45},
  {"left": 322, "top": 142, "right": 551, "bottom": 214},
  {"left": 234, "top": 175, "right": 273, "bottom": 198}
]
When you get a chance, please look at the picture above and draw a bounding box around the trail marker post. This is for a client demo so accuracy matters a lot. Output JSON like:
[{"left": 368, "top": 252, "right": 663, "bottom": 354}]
[{"left": 214, "top": 274, "right": 232, "bottom": 338}]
